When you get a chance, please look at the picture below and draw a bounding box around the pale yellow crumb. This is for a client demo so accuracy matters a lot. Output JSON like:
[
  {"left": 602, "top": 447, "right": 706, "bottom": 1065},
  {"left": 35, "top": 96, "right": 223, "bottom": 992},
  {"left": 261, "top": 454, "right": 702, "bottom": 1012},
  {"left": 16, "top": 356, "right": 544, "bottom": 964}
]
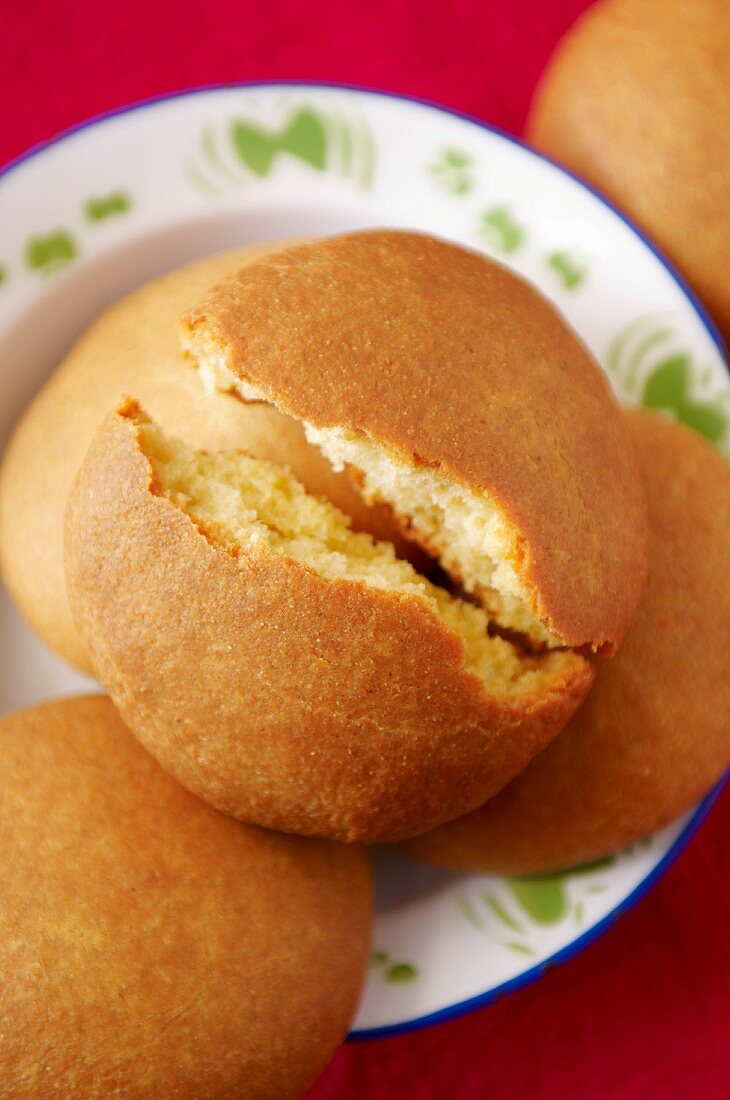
[
  {"left": 191, "top": 345, "right": 557, "bottom": 647},
  {"left": 140, "top": 421, "right": 574, "bottom": 699}
]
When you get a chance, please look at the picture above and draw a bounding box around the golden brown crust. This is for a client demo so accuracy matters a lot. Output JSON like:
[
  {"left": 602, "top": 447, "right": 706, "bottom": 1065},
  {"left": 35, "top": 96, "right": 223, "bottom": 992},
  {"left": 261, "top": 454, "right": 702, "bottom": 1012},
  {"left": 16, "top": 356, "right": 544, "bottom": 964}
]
[
  {"left": 183, "top": 229, "right": 648, "bottom": 652},
  {"left": 400, "top": 409, "right": 730, "bottom": 874},
  {"left": 0, "top": 696, "right": 372, "bottom": 1100},
  {"left": 527, "top": 0, "right": 730, "bottom": 346},
  {"left": 0, "top": 241, "right": 416, "bottom": 675},
  {"left": 64, "top": 405, "right": 593, "bottom": 844}
]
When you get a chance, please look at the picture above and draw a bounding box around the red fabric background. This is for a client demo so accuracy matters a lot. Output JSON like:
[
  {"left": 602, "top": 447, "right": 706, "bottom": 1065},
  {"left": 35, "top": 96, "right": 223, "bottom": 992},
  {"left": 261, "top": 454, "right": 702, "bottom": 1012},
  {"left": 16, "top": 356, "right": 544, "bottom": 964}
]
[{"left": 2, "top": 3, "right": 729, "bottom": 1097}]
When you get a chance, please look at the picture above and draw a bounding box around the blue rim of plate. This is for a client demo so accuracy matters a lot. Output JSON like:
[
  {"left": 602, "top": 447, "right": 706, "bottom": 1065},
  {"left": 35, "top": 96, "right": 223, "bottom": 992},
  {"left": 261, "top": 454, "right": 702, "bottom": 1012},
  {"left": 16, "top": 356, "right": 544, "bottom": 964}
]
[
  {"left": 1, "top": 82, "right": 728, "bottom": 1040},
  {"left": 354, "top": 774, "right": 728, "bottom": 1039},
  {"left": 1, "top": 80, "right": 727, "bottom": 363}
]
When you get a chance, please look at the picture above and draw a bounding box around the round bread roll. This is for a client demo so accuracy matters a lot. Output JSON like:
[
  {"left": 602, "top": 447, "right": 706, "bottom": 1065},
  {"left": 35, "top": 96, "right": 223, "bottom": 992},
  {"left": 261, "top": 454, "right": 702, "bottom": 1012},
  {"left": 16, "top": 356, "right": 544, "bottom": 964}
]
[
  {"left": 0, "top": 242, "right": 414, "bottom": 675},
  {"left": 182, "top": 229, "right": 648, "bottom": 654},
  {"left": 0, "top": 696, "right": 372, "bottom": 1099},
  {"left": 527, "top": 0, "right": 730, "bottom": 346},
  {"left": 400, "top": 409, "right": 730, "bottom": 874},
  {"left": 64, "top": 401, "right": 593, "bottom": 844}
]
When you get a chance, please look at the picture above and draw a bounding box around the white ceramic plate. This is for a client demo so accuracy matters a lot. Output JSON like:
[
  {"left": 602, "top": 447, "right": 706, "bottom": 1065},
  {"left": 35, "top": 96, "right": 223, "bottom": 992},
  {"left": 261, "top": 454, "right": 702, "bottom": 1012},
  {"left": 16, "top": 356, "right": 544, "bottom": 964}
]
[{"left": 1, "top": 83, "right": 728, "bottom": 1038}]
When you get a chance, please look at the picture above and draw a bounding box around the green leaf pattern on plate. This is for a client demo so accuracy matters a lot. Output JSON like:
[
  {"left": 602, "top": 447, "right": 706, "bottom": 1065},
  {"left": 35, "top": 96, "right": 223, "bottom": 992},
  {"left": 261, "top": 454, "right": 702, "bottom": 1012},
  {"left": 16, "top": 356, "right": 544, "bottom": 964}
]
[
  {"left": 456, "top": 853, "right": 626, "bottom": 956},
  {"left": 186, "top": 99, "right": 376, "bottom": 196},
  {"left": 232, "top": 107, "right": 326, "bottom": 176},
  {"left": 425, "top": 145, "right": 591, "bottom": 290},
  {"left": 457, "top": 894, "right": 487, "bottom": 932},
  {"left": 2, "top": 190, "right": 132, "bottom": 287},
  {"left": 606, "top": 314, "right": 730, "bottom": 452},
  {"left": 477, "top": 205, "right": 525, "bottom": 254},
  {"left": 483, "top": 893, "right": 524, "bottom": 933},
  {"left": 502, "top": 941, "right": 535, "bottom": 957},
  {"left": 84, "top": 190, "right": 132, "bottom": 222},
  {"left": 508, "top": 877, "right": 569, "bottom": 926},
  {"left": 428, "top": 147, "right": 475, "bottom": 195},
  {"left": 547, "top": 249, "right": 588, "bottom": 290},
  {"left": 371, "top": 950, "right": 419, "bottom": 984},
  {"left": 25, "top": 230, "right": 77, "bottom": 274}
]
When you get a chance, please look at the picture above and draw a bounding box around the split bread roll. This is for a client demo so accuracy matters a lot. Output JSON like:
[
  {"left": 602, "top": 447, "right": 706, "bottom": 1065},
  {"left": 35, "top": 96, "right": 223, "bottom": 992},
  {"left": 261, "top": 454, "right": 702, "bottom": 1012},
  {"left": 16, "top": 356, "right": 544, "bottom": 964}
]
[
  {"left": 400, "top": 409, "right": 730, "bottom": 874},
  {"left": 64, "top": 402, "right": 594, "bottom": 844},
  {"left": 527, "top": 0, "right": 730, "bottom": 346},
  {"left": 0, "top": 696, "right": 372, "bottom": 1100},
  {"left": 0, "top": 241, "right": 413, "bottom": 675},
  {"left": 182, "top": 229, "right": 648, "bottom": 653}
]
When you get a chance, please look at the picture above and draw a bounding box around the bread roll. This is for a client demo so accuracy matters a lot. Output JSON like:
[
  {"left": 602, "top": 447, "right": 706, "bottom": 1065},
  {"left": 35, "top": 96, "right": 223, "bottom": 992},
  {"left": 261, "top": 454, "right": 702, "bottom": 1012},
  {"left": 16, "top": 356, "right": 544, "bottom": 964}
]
[
  {"left": 0, "top": 696, "right": 372, "bottom": 1099},
  {"left": 182, "top": 229, "right": 648, "bottom": 653},
  {"left": 527, "top": 0, "right": 730, "bottom": 345},
  {"left": 400, "top": 410, "right": 730, "bottom": 873},
  {"left": 0, "top": 242, "right": 414, "bottom": 674},
  {"left": 64, "top": 402, "right": 593, "bottom": 843}
]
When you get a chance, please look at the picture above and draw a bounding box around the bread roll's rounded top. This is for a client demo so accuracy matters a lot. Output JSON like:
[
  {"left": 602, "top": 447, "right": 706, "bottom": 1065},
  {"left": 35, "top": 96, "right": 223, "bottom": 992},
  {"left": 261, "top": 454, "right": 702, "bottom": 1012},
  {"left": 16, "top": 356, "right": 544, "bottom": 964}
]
[
  {"left": 0, "top": 695, "right": 372, "bottom": 1098},
  {"left": 401, "top": 409, "right": 730, "bottom": 874},
  {"left": 183, "top": 229, "right": 648, "bottom": 652},
  {"left": 527, "top": 0, "right": 730, "bottom": 345}
]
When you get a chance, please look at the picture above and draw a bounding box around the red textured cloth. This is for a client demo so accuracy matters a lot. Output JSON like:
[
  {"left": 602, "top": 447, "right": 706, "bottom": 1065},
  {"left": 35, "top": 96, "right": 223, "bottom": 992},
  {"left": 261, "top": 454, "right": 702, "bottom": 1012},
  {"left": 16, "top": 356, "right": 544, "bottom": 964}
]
[{"left": 2, "top": 3, "right": 729, "bottom": 1097}]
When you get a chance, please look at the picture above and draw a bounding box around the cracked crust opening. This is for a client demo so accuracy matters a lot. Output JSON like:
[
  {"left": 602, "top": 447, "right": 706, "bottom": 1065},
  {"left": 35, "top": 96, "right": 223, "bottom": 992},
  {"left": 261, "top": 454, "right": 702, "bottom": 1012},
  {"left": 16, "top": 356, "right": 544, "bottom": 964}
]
[
  {"left": 64, "top": 402, "right": 594, "bottom": 842},
  {"left": 141, "top": 419, "right": 573, "bottom": 694},
  {"left": 181, "top": 229, "right": 648, "bottom": 653}
]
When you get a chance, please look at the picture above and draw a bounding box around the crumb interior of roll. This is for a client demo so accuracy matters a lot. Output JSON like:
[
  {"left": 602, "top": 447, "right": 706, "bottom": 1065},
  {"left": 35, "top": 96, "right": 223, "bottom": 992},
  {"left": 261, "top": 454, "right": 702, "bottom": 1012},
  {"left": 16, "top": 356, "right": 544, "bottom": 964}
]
[
  {"left": 303, "top": 424, "right": 559, "bottom": 647},
  {"left": 139, "top": 419, "right": 574, "bottom": 698},
  {"left": 192, "top": 350, "right": 556, "bottom": 648}
]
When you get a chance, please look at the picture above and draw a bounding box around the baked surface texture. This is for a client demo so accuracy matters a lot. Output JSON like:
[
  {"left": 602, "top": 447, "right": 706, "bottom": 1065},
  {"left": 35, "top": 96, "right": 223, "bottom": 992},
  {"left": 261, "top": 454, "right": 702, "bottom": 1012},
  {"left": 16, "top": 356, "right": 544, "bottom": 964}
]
[
  {"left": 527, "top": 0, "right": 730, "bottom": 345},
  {"left": 183, "top": 229, "right": 648, "bottom": 653},
  {"left": 0, "top": 240, "right": 412, "bottom": 674},
  {"left": 64, "top": 404, "right": 593, "bottom": 844},
  {"left": 400, "top": 409, "right": 730, "bottom": 874},
  {"left": 0, "top": 696, "right": 372, "bottom": 1100}
]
